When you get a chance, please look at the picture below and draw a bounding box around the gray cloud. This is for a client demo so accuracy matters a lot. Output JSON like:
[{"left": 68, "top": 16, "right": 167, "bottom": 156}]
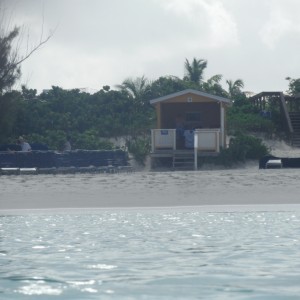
[{"left": 2, "top": 0, "right": 299, "bottom": 93}]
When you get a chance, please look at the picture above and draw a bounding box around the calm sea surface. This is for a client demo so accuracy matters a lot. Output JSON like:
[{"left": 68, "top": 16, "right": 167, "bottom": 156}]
[{"left": 1, "top": 169, "right": 300, "bottom": 299}]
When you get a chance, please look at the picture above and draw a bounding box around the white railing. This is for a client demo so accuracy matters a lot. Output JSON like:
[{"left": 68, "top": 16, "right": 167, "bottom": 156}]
[
  {"left": 151, "top": 128, "right": 221, "bottom": 155},
  {"left": 151, "top": 129, "right": 176, "bottom": 151},
  {"left": 194, "top": 129, "right": 220, "bottom": 170},
  {"left": 151, "top": 128, "right": 222, "bottom": 170},
  {"left": 194, "top": 129, "right": 220, "bottom": 152}
]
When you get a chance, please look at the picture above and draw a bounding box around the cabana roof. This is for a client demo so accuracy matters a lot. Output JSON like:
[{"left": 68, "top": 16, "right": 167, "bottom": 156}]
[{"left": 150, "top": 89, "right": 232, "bottom": 105}]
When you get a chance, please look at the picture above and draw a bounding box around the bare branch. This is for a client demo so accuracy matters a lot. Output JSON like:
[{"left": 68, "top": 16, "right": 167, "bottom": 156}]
[
  {"left": 15, "top": 32, "right": 52, "bottom": 66},
  {"left": 15, "top": 1, "right": 56, "bottom": 67},
  {"left": 0, "top": 3, "right": 56, "bottom": 92}
]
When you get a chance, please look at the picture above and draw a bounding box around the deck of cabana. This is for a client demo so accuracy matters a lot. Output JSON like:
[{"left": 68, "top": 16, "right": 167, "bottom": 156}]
[{"left": 150, "top": 128, "right": 221, "bottom": 169}]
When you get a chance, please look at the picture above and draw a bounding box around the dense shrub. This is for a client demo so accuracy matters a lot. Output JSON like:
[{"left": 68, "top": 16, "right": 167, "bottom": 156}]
[
  {"left": 27, "top": 130, "right": 66, "bottom": 150},
  {"left": 218, "top": 134, "right": 269, "bottom": 166},
  {"left": 71, "top": 130, "right": 113, "bottom": 150},
  {"left": 127, "top": 136, "right": 150, "bottom": 165},
  {"left": 228, "top": 112, "right": 275, "bottom": 135},
  {"left": 27, "top": 130, "right": 114, "bottom": 151}
]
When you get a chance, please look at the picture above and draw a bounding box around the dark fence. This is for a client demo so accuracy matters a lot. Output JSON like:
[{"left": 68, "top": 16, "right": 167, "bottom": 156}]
[{"left": 0, "top": 150, "right": 128, "bottom": 169}]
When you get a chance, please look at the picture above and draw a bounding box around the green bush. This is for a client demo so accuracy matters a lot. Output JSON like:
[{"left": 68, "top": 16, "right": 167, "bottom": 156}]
[
  {"left": 27, "top": 130, "right": 113, "bottom": 151},
  {"left": 228, "top": 112, "right": 275, "bottom": 135},
  {"left": 72, "top": 130, "right": 113, "bottom": 150},
  {"left": 27, "top": 130, "right": 66, "bottom": 150},
  {"left": 218, "top": 134, "right": 269, "bottom": 166},
  {"left": 127, "top": 136, "right": 150, "bottom": 165}
]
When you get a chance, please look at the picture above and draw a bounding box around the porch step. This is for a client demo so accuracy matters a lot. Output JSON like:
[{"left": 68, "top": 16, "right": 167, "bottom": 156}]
[{"left": 172, "top": 152, "right": 194, "bottom": 169}]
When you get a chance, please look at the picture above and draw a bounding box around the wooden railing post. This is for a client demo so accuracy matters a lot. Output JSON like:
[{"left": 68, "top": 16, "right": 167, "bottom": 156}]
[{"left": 194, "top": 133, "right": 198, "bottom": 170}]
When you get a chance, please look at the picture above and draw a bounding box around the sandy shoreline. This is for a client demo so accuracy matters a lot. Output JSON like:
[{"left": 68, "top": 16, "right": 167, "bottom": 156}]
[
  {"left": 1, "top": 169, "right": 300, "bottom": 213},
  {"left": 2, "top": 203, "right": 300, "bottom": 215},
  {"left": 1, "top": 138, "right": 300, "bottom": 214}
]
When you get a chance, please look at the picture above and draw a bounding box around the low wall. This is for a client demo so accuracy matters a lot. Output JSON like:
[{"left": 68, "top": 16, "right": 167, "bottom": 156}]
[{"left": 0, "top": 150, "right": 128, "bottom": 169}]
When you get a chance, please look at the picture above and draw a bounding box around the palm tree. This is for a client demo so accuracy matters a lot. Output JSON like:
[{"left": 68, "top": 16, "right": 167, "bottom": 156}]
[
  {"left": 202, "top": 74, "right": 227, "bottom": 97},
  {"left": 226, "top": 79, "right": 244, "bottom": 99},
  {"left": 206, "top": 74, "right": 223, "bottom": 87},
  {"left": 116, "top": 76, "right": 151, "bottom": 100},
  {"left": 184, "top": 58, "right": 207, "bottom": 84}
]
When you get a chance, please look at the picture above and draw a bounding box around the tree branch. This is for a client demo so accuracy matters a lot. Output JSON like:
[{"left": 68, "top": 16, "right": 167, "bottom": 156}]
[{"left": 15, "top": 32, "right": 52, "bottom": 67}]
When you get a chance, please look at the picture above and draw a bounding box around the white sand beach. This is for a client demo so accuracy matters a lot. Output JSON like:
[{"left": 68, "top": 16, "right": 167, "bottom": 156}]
[
  {"left": 1, "top": 138, "right": 300, "bottom": 213},
  {"left": 263, "top": 138, "right": 300, "bottom": 158}
]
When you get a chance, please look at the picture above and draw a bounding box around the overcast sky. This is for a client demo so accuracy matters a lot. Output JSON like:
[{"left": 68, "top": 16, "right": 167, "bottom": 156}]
[{"left": 2, "top": 0, "right": 300, "bottom": 94}]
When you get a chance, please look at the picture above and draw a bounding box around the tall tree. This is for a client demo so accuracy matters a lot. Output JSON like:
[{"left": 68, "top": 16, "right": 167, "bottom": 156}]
[
  {"left": 0, "top": 8, "right": 52, "bottom": 142},
  {"left": 202, "top": 74, "right": 227, "bottom": 97},
  {"left": 226, "top": 79, "right": 244, "bottom": 99},
  {"left": 148, "top": 76, "right": 190, "bottom": 98},
  {"left": 0, "top": 6, "right": 52, "bottom": 94},
  {"left": 286, "top": 77, "right": 300, "bottom": 96},
  {"left": 0, "top": 90, "right": 22, "bottom": 143},
  {"left": 0, "top": 27, "right": 21, "bottom": 93},
  {"left": 184, "top": 58, "right": 207, "bottom": 84},
  {"left": 117, "top": 76, "right": 151, "bottom": 100}
]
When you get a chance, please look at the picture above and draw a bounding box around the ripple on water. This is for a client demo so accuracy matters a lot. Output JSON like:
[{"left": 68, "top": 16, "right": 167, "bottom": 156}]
[
  {"left": 1, "top": 212, "right": 300, "bottom": 299},
  {"left": 17, "top": 283, "right": 63, "bottom": 296}
]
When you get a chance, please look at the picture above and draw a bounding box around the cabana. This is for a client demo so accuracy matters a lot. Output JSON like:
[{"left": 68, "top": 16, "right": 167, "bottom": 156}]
[{"left": 150, "top": 89, "right": 232, "bottom": 169}]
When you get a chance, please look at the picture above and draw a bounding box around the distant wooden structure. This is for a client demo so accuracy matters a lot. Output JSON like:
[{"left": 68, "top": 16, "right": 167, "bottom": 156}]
[
  {"left": 149, "top": 89, "right": 232, "bottom": 169},
  {"left": 249, "top": 92, "right": 300, "bottom": 146}
]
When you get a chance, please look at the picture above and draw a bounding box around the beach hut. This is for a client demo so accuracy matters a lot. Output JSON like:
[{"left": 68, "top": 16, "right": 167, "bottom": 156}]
[{"left": 150, "top": 89, "right": 232, "bottom": 169}]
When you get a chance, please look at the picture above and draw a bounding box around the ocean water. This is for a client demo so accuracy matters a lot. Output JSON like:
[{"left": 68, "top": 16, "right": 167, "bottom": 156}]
[
  {"left": 1, "top": 211, "right": 300, "bottom": 299},
  {"left": 1, "top": 169, "right": 300, "bottom": 299}
]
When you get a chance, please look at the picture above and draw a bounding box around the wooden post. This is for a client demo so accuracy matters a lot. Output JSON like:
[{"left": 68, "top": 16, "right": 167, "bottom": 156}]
[
  {"left": 173, "top": 129, "right": 177, "bottom": 150},
  {"left": 151, "top": 129, "right": 155, "bottom": 152},
  {"left": 156, "top": 104, "right": 161, "bottom": 129},
  {"left": 220, "top": 103, "right": 224, "bottom": 148},
  {"left": 194, "top": 133, "right": 198, "bottom": 170}
]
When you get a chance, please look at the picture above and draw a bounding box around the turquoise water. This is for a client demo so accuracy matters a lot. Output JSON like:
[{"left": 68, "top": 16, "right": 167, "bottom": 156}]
[{"left": 1, "top": 211, "right": 300, "bottom": 299}]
